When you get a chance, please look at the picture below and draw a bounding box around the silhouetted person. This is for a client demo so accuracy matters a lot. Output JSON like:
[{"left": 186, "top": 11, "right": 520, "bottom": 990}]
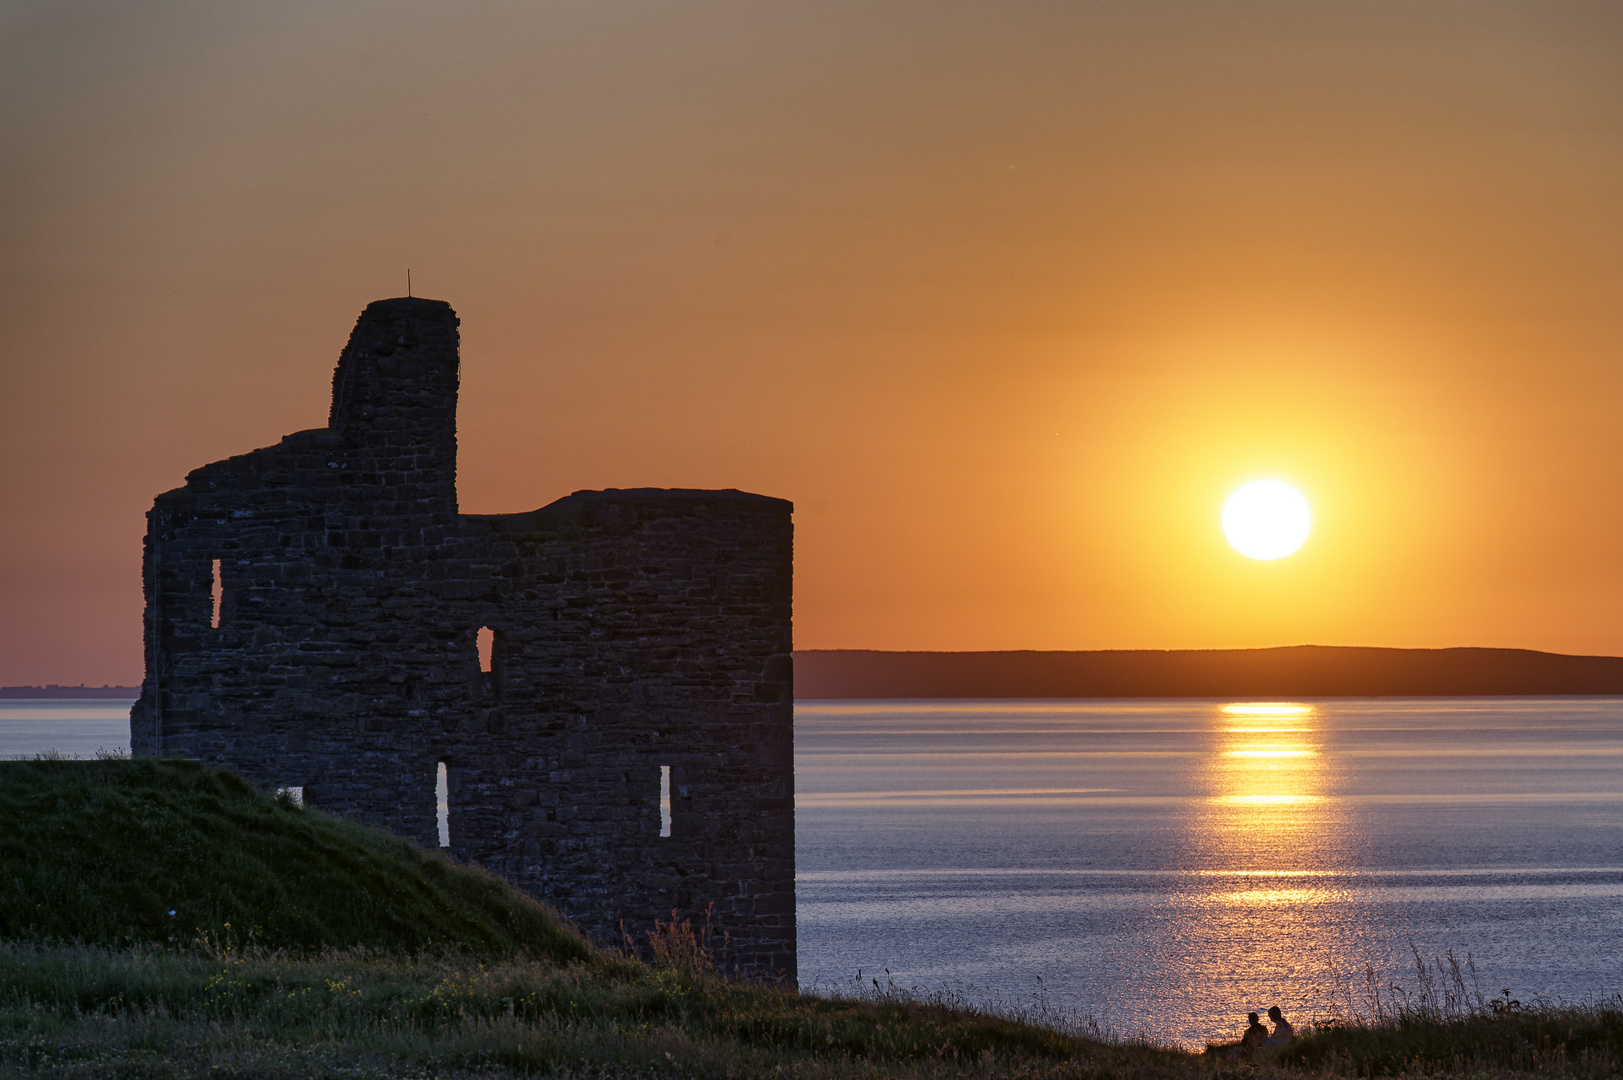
[
  {"left": 1267, "top": 1005, "right": 1294, "bottom": 1044},
  {"left": 1241, "top": 1012, "right": 1269, "bottom": 1054}
]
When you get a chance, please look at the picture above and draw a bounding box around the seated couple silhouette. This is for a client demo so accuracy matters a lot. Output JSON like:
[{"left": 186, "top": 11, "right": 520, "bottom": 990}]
[{"left": 1240, "top": 1006, "right": 1294, "bottom": 1053}]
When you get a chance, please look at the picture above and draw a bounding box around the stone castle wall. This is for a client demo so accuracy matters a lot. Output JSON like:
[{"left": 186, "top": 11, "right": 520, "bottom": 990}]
[{"left": 130, "top": 298, "right": 795, "bottom": 978}]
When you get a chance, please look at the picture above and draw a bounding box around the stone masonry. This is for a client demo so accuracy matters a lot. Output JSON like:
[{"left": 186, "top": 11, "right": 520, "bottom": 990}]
[{"left": 130, "top": 298, "right": 796, "bottom": 979}]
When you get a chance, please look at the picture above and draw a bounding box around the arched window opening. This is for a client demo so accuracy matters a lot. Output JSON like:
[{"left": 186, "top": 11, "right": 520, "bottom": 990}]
[
  {"left": 473, "top": 626, "right": 503, "bottom": 700},
  {"left": 436, "top": 761, "right": 451, "bottom": 848}
]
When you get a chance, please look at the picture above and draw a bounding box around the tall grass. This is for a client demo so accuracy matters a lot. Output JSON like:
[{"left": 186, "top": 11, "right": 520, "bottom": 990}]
[
  {"left": 1270, "top": 947, "right": 1623, "bottom": 1078},
  {"left": 0, "top": 939, "right": 1137, "bottom": 1078},
  {"left": 2, "top": 935, "right": 1617, "bottom": 1079}
]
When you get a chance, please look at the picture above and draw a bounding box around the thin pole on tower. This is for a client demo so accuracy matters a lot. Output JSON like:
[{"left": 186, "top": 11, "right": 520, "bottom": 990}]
[{"left": 408, "top": 269, "right": 412, "bottom": 297}]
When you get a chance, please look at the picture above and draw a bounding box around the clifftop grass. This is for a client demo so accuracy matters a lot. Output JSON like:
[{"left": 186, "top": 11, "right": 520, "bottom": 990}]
[
  {"left": 0, "top": 758, "right": 1133, "bottom": 1076},
  {"left": 0, "top": 758, "right": 594, "bottom": 963}
]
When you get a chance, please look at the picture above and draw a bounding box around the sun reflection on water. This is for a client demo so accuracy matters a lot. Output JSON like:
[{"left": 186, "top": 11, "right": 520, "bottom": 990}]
[
  {"left": 1219, "top": 703, "right": 1315, "bottom": 716},
  {"left": 1208, "top": 702, "right": 1328, "bottom": 816},
  {"left": 1219, "top": 887, "right": 1337, "bottom": 906},
  {"left": 1157, "top": 702, "right": 1369, "bottom": 1043}
]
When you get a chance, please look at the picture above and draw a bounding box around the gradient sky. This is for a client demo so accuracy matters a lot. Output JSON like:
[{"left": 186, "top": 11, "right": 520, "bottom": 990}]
[{"left": 3, "top": 2, "right": 1622, "bottom": 685}]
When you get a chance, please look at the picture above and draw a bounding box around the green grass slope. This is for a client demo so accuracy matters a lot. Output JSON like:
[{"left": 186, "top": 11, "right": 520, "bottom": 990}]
[{"left": 0, "top": 758, "right": 595, "bottom": 963}]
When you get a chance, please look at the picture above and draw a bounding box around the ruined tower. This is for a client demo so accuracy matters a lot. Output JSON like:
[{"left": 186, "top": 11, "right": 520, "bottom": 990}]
[{"left": 131, "top": 298, "right": 796, "bottom": 978}]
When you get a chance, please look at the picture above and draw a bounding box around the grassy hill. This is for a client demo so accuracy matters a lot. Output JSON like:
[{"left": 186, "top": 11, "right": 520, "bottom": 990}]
[
  {"left": 0, "top": 758, "right": 1617, "bottom": 1079},
  {"left": 0, "top": 758, "right": 594, "bottom": 962}
]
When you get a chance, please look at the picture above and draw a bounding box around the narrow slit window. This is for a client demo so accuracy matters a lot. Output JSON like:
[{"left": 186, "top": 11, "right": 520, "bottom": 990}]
[
  {"left": 476, "top": 626, "right": 494, "bottom": 673},
  {"left": 659, "top": 765, "right": 672, "bottom": 837},
  {"left": 437, "top": 761, "right": 450, "bottom": 848},
  {"left": 210, "top": 559, "right": 223, "bottom": 629}
]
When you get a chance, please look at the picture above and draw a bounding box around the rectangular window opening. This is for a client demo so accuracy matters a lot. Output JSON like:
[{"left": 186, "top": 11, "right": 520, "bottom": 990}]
[
  {"left": 476, "top": 626, "right": 494, "bottom": 674},
  {"left": 210, "top": 559, "right": 223, "bottom": 629},
  {"left": 436, "top": 761, "right": 450, "bottom": 848},
  {"left": 276, "top": 785, "right": 303, "bottom": 807},
  {"left": 659, "top": 764, "right": 672, "bottom": 838}
]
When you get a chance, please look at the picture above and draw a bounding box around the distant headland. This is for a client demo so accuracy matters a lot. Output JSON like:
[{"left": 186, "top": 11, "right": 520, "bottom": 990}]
[
  {"left": 792, "top": 646, "right": 1623, "bottom": 698},
  {"left": 12, "top": 645, "right": 1623, "bottom": 701},
  {"left": 0, "top": 685, "right": 139, "bottom": 700}
]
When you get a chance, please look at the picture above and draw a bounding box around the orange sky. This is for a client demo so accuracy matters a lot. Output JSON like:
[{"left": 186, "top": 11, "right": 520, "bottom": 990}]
[{"left": 3, "top": 2, "right": 1622, "bottom": 685}]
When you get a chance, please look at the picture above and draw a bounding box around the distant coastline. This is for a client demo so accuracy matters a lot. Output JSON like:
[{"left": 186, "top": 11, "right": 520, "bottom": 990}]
[
  {"left": 0, "top": 685, "right": 139, "bottom": 700},
  {"left": 15, "top": 645, "right": 1623, "bottom": 701},
  {"left": 792, "top": 646, "right": 1623, "bottom": 698}
]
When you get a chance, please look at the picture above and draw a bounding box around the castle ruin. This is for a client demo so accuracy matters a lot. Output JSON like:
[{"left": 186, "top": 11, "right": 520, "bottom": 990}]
[{"left": 130, "top": 297, "right": 796, "bottom": 979}]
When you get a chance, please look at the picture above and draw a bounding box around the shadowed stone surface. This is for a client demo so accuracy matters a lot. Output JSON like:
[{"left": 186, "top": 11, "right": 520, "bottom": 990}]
[{"left": 130, "top": 298, "right": 795, "bottom": 979}]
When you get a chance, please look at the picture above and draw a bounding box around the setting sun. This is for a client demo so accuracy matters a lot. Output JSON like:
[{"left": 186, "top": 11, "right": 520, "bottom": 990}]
[{"left": 1222, "top": 481, "right": 1311, "bottom": 560}]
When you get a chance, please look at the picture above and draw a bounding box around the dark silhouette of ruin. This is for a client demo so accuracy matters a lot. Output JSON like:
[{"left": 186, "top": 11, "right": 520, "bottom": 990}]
[{"left": 130, "top": 298, "right": 796, "bottom": 979}]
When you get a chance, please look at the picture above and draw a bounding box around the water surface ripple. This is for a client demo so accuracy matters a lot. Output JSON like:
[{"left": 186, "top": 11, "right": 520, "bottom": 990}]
[{"left": 794, "top": 698, "right": 1623, "bottom": 1047}]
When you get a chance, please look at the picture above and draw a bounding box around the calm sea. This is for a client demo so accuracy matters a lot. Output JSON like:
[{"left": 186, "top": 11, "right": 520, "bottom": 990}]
[
  {"left": 8, "top": 696, "right": 1621, "bottom": 1047},
  {"left": 0, "top": 700, "right": 133, "bottom": 759},
  {"left": 796, "top": 698, "right": 1623, "bottom": 1046}
]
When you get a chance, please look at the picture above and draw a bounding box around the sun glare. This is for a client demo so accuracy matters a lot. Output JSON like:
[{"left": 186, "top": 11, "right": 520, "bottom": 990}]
[{"left": 1222, "top": 480, "right": 1310, "bottom": 560}]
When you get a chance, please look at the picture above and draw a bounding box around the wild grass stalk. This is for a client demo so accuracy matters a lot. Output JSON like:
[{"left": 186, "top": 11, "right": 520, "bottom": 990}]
[
  {"left": 1, "top": 935, "right": 1620, "bottom": 1078},
  {"left": 1263, "top": 946, "right": 1623, "bottom": 1079}
]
